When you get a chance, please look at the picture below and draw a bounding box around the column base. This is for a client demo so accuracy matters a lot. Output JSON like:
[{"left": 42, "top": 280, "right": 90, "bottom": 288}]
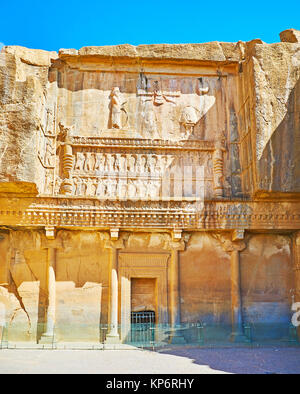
[
  {"left": 39, "top": 333, "right": 56, "bottom": 344},
  {"left": 105, "top": 334, "right": 121, "bottom": 344},
  {"left": 168, "top": 328, "right": 186, "bottom": 345},
  {"left": 230, "top": 332, "right": 250, "bottom": 343},
  {"left": 169, "top": 335, "right": 186, "bottom": 345}
]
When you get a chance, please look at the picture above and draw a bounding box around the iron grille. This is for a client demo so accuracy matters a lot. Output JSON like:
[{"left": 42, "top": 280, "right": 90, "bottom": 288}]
[{"left": 130, "top": 311, "right": 155, "bottom": 344}]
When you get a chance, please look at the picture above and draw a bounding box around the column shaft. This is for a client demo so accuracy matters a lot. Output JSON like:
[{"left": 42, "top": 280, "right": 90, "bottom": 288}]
[
  {"left": 294, "top": 232, "right": 300, "bottom": 302},
  {"left": 106, "top": 247, "right": 120, "bottom": 342},
  {"left": 230, "top": 249, "right": 244, "bottom": 340},
  {"left": 293, "top": 232, "right": 300, "bottom": 339},
  {"left": 170, "top": 249, "right": 180, "bottom": 326},
  {"left": 41, "top": 248, "right": 56, "bottom": 341}
]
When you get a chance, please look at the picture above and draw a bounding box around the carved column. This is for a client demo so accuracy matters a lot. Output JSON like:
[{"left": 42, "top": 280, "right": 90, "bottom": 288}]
[
  {"left": 39, "top": 227, "right": 57, "bottom": 344},
  {"left": 169, "top": 241, "right": 184, "bottom": 325},
  {"left": 293, "top": 232, "right": 300, "bottom": 301},
  {"left": 0, "top": 235, "right": 7, "bottom": 343},
  {"left": 59, "top": 123, "right": 74, "bottom": 195},
  {"left": 230, "top": 246, "right": 245, "bottom": 341},
  {"left": 230, "top": 236, "right": 247, "bottom": 341},
  {"left": 168, "top": 232, "right": 186, "bottom": 344},
  {"left": 105, "top": 233, "right": 123, "bottom": 343},
  {"left": 213, "top": 137, "right": 226, "bottom": 199},
  {"left": 216, "top": 231, "right": 248, "bottom": 342},
  {"left": 293, "top": 232, "right": 300, "bottom": 338},
  {"left": 0, "top": 235, "right": 8, "bottom": 286},
  {"left": 40, "top": 247, "right": 56, "bottom": 343},
  {"left": 213, "top": 147, "right": 224, "bottom": 198}
]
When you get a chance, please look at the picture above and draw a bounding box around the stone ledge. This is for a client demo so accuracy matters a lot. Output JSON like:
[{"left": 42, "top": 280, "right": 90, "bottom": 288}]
[
  {"left": 280, "top": 29, "right": 300, "bottom": 43},
  {"left": 0, "top": 182, "right": 38, "bottom": 196},
  {"left": 2, "top": 45, "right": 58, "bottom": 66},
  {"left": 61, "top": 42, "right": 243, "bottom": 63}
]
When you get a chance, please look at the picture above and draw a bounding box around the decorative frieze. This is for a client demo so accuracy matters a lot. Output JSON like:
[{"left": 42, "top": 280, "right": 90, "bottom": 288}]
[
  {"left": 0, "top": 200, "right": 298, "bottom": 230},
  {"left": 69, "top": 137, "right": 220, "bottom": 151}
]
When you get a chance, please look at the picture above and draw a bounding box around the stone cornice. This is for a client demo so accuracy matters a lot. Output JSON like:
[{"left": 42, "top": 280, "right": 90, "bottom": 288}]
[
  {"left": 57, "top": 43, "right": 242, "bottom": 65},
  {"left": 0, "top": 199, "right": 299, "bottom": 230},
  {"left": 69, "top": 136, "right": 223, "bottom": 152}
]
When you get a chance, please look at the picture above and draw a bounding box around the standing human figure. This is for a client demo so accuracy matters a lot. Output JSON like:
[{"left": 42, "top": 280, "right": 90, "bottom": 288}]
[{"left": 110, "top": 87, "right": 125, "bottom": 129}]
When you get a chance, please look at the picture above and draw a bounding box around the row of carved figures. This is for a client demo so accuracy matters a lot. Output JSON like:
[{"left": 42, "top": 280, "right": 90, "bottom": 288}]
[
  {"left": 68, "top": 177, "right": 161, "bottom": 198},
  {"left": 73, "top": 152, "right": 174, "bottom": 174}
]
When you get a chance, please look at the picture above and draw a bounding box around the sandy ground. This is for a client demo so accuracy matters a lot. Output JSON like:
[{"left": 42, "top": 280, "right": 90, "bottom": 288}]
[{"left": 0, "top": 347, "right": 300, "bottom": 374}]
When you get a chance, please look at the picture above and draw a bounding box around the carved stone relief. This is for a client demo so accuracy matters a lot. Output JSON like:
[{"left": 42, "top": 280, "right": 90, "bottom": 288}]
[
  {"left": 38, "top": 108, "right": 58, "bottom": 195},
  {"left": 135, "top": 76, "right": 213, "bottom": 141},
  {"left": 73, "top": 152, "right": 174, "bottom": 176},
  {"left": 109, "top": 87, "right": 127, "bottom": 129},
  {"left": 40, "top": 75, "right": 226, "bottom": 200}
]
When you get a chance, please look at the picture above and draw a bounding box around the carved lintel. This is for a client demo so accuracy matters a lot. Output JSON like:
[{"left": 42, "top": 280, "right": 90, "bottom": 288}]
[
  {"left": 110, "top": 228, "right": 119, "bottom": 241},
  {"left": 172, "top": 229, "right": 182, "bottom": 241},
  {"left": 232, "top": 229, "right": 245, "bottom": 241},
  {"left": 45, "top": 226, "right": 55, "bottom": 240}
]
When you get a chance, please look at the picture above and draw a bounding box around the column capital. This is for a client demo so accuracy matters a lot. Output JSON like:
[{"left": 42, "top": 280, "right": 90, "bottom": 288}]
[
  {"left": 45, "top": 226, "right": 55, "bottom": 240},
  {"left": 294, "top": 231, "right": 300, "bottom": 245},
  {"left": 172, "top": 229, "right": 182, "bottom": 241},
  {"left": 213, "top": 232, "right": 247, "bottom": 253},
  {"left": 104, "top": 238, "right": 124, "bottom": 250},
  {"left": 232, "top": 229, "right": 245, "bottom": 241},
  {"left": 110, "top": 228, "right": 119, "bottom": 241},
  {"left": 169, "top": 240, "right": 186, "bottom": 252}
]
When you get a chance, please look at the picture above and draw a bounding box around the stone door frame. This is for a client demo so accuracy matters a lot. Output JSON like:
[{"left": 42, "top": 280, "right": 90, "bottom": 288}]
[{"left": 118, "top": 252, "right": 170, "bottom": 342}]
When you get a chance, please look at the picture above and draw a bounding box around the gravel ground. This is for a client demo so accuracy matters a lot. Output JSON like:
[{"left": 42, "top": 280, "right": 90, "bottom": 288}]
[{"left": 0, "top": 347, "right": 300, "bottom": 374}]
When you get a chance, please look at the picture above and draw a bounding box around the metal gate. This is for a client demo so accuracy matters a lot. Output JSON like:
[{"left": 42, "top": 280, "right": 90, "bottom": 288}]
[{"left": 130, "top": 311, "right": 155, "bottom": 345}]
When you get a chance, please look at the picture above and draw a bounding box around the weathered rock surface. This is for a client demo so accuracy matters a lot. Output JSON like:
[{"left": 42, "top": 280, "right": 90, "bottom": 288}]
[
  {"left": 0, "top": 47, "right": 56, "bottom": 194},
  {"left": 0, "top": 31, "right": 299, "bottom": 344},
  {"left": 1, "top": 32, "right": 299, "bottom": 196},
  {"left": 73, "top": 42, "right": 242, "bottom": 63},
  {"left": 280, "top": 29, "right": 300, "bottom": 43}
]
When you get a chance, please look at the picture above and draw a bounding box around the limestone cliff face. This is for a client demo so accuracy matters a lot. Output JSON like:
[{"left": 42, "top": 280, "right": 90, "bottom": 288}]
[
  {"left": 0, "top": 32, "right": 299, "bottom": 343},
  {"left": 0, "top": 31, "right": 299, "bottom": 199},
  {"left": 0, "top": 47, "right": 57, "bottom": 194},
  {"left": 243, "top": 41, "right": 300, "bottom": 195}
]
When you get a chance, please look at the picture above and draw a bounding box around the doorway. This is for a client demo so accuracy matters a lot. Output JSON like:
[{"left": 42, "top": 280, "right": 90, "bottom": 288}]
[
  {"left": 130, "top": 311, "right": 155, "bottom": 344},
  {"left": 130, "top": 278, "right": 157, "bottom": 344},
  {"left": 119, "top": 252, "right": 170, "bottom": 342}
]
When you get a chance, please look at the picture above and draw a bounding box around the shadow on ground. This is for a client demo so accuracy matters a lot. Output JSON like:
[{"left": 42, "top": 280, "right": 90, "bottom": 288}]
[{"left": 157, "top": 347, "right": 300, "bottom": 374}]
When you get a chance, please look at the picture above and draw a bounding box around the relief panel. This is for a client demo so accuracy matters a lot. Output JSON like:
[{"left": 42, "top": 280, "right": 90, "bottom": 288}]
[{"left": 40, "top": 70, "right": 228, "bottom": 200}]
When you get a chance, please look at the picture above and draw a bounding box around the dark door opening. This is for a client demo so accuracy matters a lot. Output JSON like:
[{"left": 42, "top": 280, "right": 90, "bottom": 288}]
[{"left": 130, "top": 311, "right": 155, "bottom": 344}]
